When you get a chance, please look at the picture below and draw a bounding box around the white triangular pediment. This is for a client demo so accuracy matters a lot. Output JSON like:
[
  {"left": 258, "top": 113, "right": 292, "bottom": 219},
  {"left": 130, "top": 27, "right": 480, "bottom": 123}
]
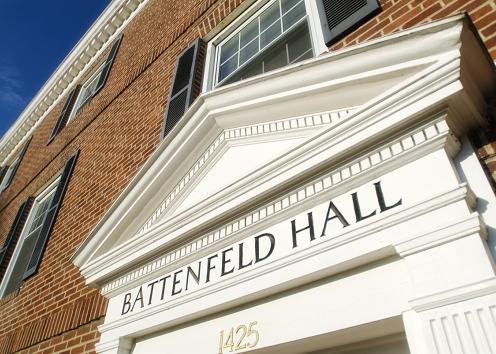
[
  {"left": 148, "top": 107, "right": 354, "bottom": 227},
  {"left": 72, "top": 16, "right": 496, "bottom": 289},
  {"left": 172, "top": 136, "right": 307, "bottom": 216}
]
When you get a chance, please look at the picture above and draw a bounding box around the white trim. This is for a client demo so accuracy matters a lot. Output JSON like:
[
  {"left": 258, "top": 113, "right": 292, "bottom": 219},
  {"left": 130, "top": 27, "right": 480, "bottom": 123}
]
[
  {"left": 394, "top": 212, "right": 483, "bottom": 257},
  {"left": 136, "top": 106, "right": 356, "bottom": 238},
  {"left": 96, "top": 338, "right": 133, "bottom": 354},
  {"left": 100, "top": 117, "right": 453, "bottom": 296},
  {"left": 100, "top": 182, "right": 479, "bottom": 330},
  {"left": 409, "top": 277, "right": 496, "bottom": 311},
  {"left": 0, "top": 0, "right": 149, "bottom": 166},
  {"left": 304, "top": 0, "right": 328, "bottom": 55}
]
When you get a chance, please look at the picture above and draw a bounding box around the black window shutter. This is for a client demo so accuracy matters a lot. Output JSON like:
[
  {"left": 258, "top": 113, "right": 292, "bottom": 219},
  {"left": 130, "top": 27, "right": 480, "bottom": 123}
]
[
  {"left": 162, "top": 38, "right": 205, "bottom": 140},
  {"left": 317, "top": 0, "right": 380, "bottom": 45},
  {"left": 3, "top": 136, "right": 32, "bottom": 190},
  {"left": 0, "top": 198, "right": 33, "bottom": 279},
  {"left": 48, "top": 86, "right": 81, "bottom": 144},
  {"left": 23, "top": 150, "right": 80, "bottom": 280},
  {"left": 93, "top": 35, "right": 123, "bottom": 96}
]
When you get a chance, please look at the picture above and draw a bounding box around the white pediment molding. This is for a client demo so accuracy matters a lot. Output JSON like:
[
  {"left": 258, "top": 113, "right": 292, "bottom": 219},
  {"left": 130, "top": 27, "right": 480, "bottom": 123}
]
[
  {"left": 72, "top": 15, "right": 496, "bottom": 289},
  {"left": 136, "top": 107, "right": 356, "bottom": 238},
  {"left": 100, "top": 116, "right": 456, "bottom": 296}
]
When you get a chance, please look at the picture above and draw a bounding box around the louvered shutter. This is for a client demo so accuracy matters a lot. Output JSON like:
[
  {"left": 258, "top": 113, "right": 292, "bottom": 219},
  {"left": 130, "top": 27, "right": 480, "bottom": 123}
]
[
  {"left": 93, "top": 35, "right": 123, "bottom": 96},
  {"left": 23, "top": 150, "right": 79, "bottom": 279},
  {"left": 162, "top": 38, "right": 205, "bottom": 139},
  {"left": 48, "top": 86, "right": 81, "bottom": 143},
  {"left": 0, "top": 198, "right": 33, "bottom": 279},
  {"left": 2, "top": 136, "right": 32, "bottom": 190},
  {"left": 317, "top": 0, "right": 380, "bottom": 45}
]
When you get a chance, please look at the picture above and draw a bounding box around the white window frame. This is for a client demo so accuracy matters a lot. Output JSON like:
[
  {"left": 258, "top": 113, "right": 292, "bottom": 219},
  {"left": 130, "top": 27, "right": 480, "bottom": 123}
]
[
  {"left": 202, "top": 0, "right": 327, "bottom": 92},
  {"left": 67, "top": 62, "right": 106, "bottom": 122},
  {"left": 0, "top": 177, "right": 60, "bottom": 297}
]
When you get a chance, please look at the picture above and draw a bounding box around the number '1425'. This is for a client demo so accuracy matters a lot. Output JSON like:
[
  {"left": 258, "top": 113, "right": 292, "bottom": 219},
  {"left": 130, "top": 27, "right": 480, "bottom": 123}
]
[{"left": 218, "top": 321, "right": 259, "bottom": 353}]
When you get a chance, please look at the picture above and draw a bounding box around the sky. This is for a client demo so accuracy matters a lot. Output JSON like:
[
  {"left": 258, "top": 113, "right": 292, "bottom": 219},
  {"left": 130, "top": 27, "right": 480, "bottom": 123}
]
[{"left": 0, "top": 0, "right": 110, "bottom": 140}]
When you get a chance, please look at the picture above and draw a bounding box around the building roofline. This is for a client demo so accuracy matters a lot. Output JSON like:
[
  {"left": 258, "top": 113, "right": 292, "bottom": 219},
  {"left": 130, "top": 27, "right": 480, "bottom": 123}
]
[{"left": 0, "top": 0, "right": 149, "bottom": 165}]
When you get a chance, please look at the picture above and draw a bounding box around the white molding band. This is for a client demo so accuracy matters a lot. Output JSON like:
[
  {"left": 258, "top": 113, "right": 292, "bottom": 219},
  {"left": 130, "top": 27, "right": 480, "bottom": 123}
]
[
  {"left": 100, "top": 182, "right": 478, "bottom": 330},
  {"left": 0, "top": 0, "right": 149, "bottom": 166}
]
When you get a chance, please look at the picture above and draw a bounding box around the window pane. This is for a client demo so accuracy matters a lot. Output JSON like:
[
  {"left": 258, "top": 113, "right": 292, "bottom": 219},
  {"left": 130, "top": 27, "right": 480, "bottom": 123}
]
[
  {"left": 240, "top": 39, "right": 259, "bottom": 65},
  {"left": 260, "top": 2, "right": 280, "bottom": 32},
  {"left": 26, "top": 188, "right": 56, "bottom": 234},
  {"left": 78, "top": 87, "right": 92, "bottom": 108},
  {"left": 224, "top": 60, "right": 263, "bottom": 85},
  {"left": 264, "top": 43, "right": 288, "bottom": 72},
  {"left": 240, "top": 18, "right": 259, "bottom": 48},
  {"left": 1, "top": 167, "right": 14, "bottom": 190},
  {"left": 281, "top": 0, "right": 301, "bottom": 14},
  {"left": 242, "top": 62, "right": 264, "bottom": 79},
  {"left": 260, "top": 22, "right": 282, "bottom": 49},
  {"left": 293, "top": 49, "right": 312, "bottom": 63},
  {"left": 30, "top": 214, "right": 45, "bottom": 231},
  {"left": 219, "top": 54, "right": 239, "bottom": 82},
  {"left": 282, "top": 2, "right": 305, "bottom": 31},
  {"left": 87, "top": 73, "right": 101, "bottom": 96},
  {"left": 287, "top": 24, "right": 312, "bottom": 62},
  {"left": 220, "top": 35, "right": 239, "bottom": 64}
]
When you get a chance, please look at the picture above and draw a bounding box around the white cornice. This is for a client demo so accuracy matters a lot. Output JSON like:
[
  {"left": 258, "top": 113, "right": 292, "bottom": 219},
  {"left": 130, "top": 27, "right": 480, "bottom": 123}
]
[{"left": 0, "top": 0, "right": 149, "bottom": 166}]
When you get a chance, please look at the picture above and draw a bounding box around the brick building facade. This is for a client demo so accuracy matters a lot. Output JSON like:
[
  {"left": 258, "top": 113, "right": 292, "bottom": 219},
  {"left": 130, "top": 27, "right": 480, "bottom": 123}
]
[{"left": 0, "top": 0, "right": 495, "bottom": 353}]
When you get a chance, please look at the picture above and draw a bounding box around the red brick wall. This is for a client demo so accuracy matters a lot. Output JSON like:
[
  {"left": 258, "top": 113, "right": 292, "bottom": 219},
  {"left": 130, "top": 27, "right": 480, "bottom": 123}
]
[
  {"left": 14, "top": 318, "right": 104, "bottom": 354},
  {"left": 0, "top": 0, "right": 495, "bottom": 353}
]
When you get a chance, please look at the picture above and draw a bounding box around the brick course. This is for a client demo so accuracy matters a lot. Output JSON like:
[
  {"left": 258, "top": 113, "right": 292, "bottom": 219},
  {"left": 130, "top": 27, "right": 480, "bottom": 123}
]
[{"left": 0, "top": 0, "right": 495, "bottom": 353}]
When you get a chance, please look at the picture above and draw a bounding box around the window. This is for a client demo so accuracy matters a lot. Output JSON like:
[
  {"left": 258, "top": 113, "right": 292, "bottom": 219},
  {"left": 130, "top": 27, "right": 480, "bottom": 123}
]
[
  {"left": 162, "top": 0, "right": 380, "bottom": 138},
  {"left": 204, "top": 0, "right": 380, "bottom": 90},
  {"left": 68, "top": 63, "right": 106, "bottom": 122},
  {"left": 212, "top": 0, "right": 316, "bottom": 88},
  {"left": 48, "top": 36, "right": 122, "bottom": 143},
  {"left": 0, "top": 179, "right": 58, "bottom": 296},
  {"left": 0, "top": 150, "right": 79, "bottom": 297}
]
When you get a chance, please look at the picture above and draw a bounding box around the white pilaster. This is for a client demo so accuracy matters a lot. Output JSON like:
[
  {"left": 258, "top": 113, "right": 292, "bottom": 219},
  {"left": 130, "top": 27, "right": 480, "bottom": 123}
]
[{"left": 398, "top": 222, "right": 496, "bottom": 353}]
